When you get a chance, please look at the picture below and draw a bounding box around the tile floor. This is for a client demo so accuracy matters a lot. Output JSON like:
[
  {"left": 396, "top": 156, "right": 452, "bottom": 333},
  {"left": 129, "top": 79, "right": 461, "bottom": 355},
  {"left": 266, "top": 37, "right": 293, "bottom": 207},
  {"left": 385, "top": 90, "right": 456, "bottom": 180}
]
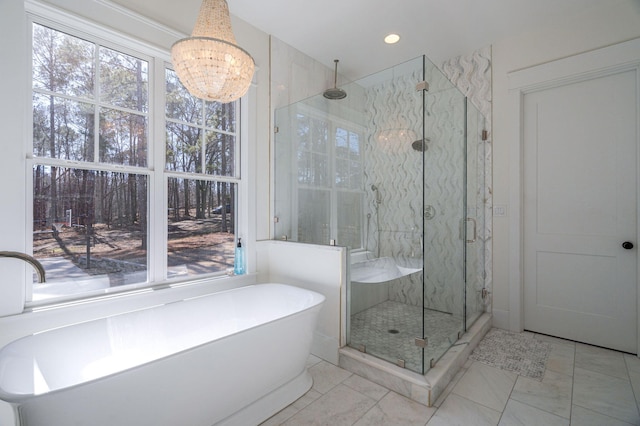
[
  {"left": 261, "top": 330, "right": 640, "bottom": 425},
  {"left": 350, "top": 301, "right": 462, "bottom": 372}
]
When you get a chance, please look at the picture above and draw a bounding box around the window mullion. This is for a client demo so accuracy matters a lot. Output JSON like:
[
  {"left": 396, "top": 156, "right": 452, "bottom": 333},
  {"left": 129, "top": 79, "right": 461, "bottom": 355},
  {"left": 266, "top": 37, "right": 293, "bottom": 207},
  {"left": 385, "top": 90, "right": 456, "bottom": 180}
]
[
  {"left": 235, "top": 100, "right": 241, "bottom": 179},
  {"left": 201, "top": 101, "right": 207, "bottom": 175},
  {"left": 150, "top": 58, "right": 168, "bottom": 283},
  {"left": 94, "top": 45, "right": 100, "bottom": 163},
  {"left": 201, "top": 131, "right": 207, "bottom": 176}
]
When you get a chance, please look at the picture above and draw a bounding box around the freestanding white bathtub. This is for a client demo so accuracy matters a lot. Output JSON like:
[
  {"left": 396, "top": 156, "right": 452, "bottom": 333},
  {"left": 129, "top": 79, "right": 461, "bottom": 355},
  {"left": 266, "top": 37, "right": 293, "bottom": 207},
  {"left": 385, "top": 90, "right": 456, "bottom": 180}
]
[{"left": 0, "top": 283, "right": 325, "bottom": 426}]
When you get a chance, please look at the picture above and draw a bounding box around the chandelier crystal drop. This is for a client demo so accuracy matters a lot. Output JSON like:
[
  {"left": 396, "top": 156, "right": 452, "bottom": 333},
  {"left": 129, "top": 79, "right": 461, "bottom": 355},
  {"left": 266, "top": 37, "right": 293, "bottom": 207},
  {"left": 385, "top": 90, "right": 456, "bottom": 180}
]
[{"left": 171, "top": 0, "right": 255, "bottom": 103}]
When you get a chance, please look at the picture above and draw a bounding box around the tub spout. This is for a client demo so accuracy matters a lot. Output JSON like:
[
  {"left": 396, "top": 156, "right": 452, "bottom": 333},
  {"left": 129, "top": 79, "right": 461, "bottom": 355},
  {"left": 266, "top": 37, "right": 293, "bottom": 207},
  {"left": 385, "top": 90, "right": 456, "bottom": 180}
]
[{"left": 0, "top": 251, "right": 46, "bottom": 282}]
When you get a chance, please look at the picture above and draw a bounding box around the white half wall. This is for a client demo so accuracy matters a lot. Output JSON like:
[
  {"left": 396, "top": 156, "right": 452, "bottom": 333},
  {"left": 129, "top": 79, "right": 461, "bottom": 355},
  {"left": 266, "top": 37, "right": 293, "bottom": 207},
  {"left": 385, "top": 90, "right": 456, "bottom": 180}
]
[{"left": 256, "top": 240, "right": 346, "bottom": 365}]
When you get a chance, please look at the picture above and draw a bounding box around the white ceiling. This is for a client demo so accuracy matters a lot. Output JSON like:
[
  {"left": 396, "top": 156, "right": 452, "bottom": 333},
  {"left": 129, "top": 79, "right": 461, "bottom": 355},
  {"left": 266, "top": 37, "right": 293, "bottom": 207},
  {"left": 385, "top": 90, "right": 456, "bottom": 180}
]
[{"left": 113, "top": 0, "right": 606, "bottom": 80}]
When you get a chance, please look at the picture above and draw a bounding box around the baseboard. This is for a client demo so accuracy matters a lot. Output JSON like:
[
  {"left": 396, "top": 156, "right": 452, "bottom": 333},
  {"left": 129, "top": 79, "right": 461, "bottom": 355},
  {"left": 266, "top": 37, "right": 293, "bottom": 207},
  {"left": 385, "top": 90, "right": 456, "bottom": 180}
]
[
  {"left": 311, "top": 332, "right": 339, "bottom": 365},
  {"left": 491, "top": 309, "right": 509, "bottom": 330}
]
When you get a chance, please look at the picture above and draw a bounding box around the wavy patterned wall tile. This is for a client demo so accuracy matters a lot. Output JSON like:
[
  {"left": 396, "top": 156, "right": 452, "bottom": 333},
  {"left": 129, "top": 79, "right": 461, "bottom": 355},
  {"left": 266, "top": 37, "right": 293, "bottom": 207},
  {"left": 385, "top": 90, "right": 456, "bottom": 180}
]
[
  {"left": 442, "top": 46, "right": 493, "bottom": 317},
  {"left": 364, "top": 48, "right": 492, "bottom": 318}
]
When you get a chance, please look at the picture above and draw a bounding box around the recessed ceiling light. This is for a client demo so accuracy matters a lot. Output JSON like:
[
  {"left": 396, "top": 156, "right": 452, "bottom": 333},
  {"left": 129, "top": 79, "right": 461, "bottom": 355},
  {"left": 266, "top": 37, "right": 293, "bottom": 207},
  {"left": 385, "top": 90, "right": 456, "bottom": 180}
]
[{"left": 384, "top": 33, "right": 400, "bottom": 44}]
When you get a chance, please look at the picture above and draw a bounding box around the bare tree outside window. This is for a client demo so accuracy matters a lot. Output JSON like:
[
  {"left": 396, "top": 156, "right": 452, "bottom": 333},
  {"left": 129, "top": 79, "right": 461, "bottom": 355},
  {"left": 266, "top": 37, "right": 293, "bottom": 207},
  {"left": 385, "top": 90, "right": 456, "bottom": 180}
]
[
  {"left": 165, "top": 69, "right": 238, "bottom": 278},
  {"left": 31, "top": 24, "right": 149, "bottom": 300},
  {"left": 30, "top": 23, "right": 241, "bottom": 301}
]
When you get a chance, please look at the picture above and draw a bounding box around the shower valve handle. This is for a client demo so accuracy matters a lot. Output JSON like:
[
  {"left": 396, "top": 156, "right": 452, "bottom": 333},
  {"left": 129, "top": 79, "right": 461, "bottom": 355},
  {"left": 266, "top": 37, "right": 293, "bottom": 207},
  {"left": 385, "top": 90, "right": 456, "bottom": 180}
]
[{"left": 622, "top": 241, "right": 634, "bottom": 250}]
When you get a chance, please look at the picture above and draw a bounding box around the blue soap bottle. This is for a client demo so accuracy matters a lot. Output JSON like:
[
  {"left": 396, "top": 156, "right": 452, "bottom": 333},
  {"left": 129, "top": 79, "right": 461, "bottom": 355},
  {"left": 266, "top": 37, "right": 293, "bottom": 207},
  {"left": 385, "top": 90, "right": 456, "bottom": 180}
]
[{"left": 234, "top": 238, "right": 245, "bottom": 275}]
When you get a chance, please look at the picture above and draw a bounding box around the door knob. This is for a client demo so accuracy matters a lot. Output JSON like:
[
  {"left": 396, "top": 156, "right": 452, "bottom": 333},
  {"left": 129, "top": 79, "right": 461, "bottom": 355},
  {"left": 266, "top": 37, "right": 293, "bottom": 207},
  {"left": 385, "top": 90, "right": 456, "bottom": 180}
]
[{"left": 622, "top": 241, "right": 634, "bottom": 250}]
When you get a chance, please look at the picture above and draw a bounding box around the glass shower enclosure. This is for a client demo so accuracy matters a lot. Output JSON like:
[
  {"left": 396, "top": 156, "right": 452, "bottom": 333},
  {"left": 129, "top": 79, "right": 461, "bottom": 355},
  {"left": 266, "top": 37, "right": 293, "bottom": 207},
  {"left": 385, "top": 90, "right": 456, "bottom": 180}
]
[{"left": 273, "top": 55, "right": 486, "bottom": 375}]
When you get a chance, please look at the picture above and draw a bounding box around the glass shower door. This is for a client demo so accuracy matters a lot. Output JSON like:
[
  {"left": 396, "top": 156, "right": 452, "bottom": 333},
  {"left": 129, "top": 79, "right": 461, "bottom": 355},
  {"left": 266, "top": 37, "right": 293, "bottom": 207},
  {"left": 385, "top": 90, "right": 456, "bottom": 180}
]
[
  {"left": 421, "top": 72, "right": 487, "bottom": 370},
  {"left": 421, "top": 56, "right": 467, "bottom": 370},
  {"left": 347, "top": 56, "right": 426, "bottom": 373}
]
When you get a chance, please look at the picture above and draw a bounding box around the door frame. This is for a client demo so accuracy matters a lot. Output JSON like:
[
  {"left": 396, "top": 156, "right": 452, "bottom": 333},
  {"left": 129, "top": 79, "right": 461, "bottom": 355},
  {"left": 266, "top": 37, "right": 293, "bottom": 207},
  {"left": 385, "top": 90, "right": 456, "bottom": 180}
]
[{"left": 507, "top": 37, "right": 640, "bottom": 354}]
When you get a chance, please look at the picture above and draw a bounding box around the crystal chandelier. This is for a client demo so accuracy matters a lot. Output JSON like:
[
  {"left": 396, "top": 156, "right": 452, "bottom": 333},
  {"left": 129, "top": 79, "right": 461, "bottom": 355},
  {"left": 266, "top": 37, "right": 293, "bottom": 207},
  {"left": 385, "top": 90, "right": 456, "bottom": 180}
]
[{"left": 171, "top": 0, "right": 255, "bottom": 103}]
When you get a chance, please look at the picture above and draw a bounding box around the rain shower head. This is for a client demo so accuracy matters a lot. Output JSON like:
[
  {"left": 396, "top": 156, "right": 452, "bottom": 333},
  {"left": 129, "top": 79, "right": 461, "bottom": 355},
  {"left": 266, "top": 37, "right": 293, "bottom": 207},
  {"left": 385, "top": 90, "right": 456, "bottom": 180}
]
[{"left": 323, "top": 59, "right": 347, "bottom": 100}]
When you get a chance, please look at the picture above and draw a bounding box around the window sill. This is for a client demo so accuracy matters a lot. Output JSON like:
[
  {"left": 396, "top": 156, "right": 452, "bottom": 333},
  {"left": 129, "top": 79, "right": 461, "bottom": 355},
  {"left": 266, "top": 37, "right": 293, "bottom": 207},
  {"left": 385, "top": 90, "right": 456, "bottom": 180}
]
[{"left": 0, "top": 273, "right": 257, "bottom": 349}]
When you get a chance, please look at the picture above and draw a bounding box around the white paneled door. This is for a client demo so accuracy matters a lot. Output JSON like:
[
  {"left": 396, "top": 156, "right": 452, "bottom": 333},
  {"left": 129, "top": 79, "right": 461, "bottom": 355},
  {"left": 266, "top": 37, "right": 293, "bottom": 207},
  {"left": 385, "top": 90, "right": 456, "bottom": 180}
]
[{"left": 523, "top": 66, "right": 638, "bottom": 353}]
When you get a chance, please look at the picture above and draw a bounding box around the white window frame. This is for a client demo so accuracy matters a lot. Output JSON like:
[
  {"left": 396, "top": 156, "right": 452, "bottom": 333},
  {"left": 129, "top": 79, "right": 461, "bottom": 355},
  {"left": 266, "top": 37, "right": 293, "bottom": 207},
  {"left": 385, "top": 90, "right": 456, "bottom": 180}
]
[{"left": 24, "top": 3, "right": 245, "bottom": 307}]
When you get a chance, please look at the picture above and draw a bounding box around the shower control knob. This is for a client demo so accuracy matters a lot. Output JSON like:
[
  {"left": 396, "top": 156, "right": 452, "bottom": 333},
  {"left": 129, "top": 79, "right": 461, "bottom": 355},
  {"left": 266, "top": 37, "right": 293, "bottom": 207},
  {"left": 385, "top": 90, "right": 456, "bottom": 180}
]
[
  {"left": 424, "top": 205, "right": 436, "bottom": 220},
  {"left": 622, "top": 241, "right": 634, "bottom": 250}
]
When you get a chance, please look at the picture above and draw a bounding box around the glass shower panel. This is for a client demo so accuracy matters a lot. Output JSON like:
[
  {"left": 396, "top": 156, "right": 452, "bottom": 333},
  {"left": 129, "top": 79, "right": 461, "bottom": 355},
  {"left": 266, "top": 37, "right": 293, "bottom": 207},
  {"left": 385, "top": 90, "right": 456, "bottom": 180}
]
[
  {"left": 465, "top": 102, "right": 486, "bottom": 328},
  {"left": 274, "top": 89, "right": 366, "bottom": 244},
  {"left": 421, "top": 55, "right": 467, "bottom": 369},
  {"left": 297, "top": 189, "right": 330, "bottom": 244},
  {"left": 346, "top": 56, "right": 426, "bottom": 373},
  {"left": 273, "top": 105, "right": 295, "bottom": 241},
  {"left": 337, "top": 191, "right": 362, "bottom": 249},
  {"left": 273, "top": 54, "right": 484, "bottom": 376}
]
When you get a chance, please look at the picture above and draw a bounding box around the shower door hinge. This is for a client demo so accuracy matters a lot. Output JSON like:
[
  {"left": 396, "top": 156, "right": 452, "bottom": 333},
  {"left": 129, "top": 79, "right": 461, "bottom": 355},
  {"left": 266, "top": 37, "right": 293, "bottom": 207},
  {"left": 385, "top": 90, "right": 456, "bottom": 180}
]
[
  {"left": 482, "top": 129, "right": 488, "bottom": 141},
  {"left": 481, "top": 288, "right": 491, "bottom": 300},
  {"left": 274, "top": 126, "right": 279, "bottom": 134},
  {"left": 416, "top": 81, "right": 429, "bottom": 92},
  {"left": 273, "top": 216, "right": 279, "bottom": 223},
  {"left": 415, "top": 337, "right": 428, "bottom": 348}
]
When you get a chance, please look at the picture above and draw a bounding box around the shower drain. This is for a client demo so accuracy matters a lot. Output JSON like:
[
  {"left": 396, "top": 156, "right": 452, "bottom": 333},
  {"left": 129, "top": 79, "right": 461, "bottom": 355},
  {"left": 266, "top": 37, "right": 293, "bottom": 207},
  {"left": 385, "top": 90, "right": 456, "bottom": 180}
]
[{"left": 388, "top": 329, "right": 400, "bottom": 334}]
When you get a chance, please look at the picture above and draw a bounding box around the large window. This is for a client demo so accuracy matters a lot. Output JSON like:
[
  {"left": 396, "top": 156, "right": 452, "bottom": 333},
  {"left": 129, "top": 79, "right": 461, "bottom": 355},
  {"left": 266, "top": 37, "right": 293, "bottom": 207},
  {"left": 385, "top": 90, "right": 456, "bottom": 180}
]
[{"left": 30, "top": 21, "right": 241, "bottom": 302}]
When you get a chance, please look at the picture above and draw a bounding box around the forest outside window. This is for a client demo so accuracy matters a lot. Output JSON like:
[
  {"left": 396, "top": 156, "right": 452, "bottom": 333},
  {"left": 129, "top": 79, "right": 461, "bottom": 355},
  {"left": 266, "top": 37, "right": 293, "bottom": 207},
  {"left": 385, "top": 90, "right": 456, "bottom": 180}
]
[
  {"left": 165, "top": 69, "right": 238, "bottom": 279},
  {"left": 29, "top": 20, "right": 241, "bottom": 302},
  {"left": 32, "top": 166, "right": 148, "bottom": 301},
  {"left": 31, "top": 23, "right": 149, "bottom": 302}
]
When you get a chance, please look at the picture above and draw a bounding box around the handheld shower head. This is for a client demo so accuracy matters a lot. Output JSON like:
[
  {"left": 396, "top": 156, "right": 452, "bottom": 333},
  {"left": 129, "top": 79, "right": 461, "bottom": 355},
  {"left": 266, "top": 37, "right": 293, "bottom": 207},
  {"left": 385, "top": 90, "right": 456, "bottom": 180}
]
[{"left": 371, "top": 184, "right": 381, "bottom": 204}]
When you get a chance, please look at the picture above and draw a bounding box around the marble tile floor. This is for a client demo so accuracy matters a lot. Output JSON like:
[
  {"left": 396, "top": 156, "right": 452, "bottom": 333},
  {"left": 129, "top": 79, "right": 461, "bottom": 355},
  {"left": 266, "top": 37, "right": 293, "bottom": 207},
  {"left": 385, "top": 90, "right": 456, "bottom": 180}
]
[{"left": 261, "top": 330, "right": 640, "bottom": 425}]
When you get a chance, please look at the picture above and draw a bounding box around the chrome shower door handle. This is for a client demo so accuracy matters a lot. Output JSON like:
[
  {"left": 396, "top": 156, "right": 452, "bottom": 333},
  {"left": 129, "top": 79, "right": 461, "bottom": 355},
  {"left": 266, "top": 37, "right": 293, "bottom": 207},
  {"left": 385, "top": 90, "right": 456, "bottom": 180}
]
[{"left": 466, "top": 218, "right": 477, "bottom": 243}]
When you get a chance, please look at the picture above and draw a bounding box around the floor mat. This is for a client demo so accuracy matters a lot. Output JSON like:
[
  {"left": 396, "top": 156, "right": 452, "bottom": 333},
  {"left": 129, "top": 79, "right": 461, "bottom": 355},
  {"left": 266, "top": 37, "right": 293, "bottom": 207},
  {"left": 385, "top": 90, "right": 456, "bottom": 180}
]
[{"left": 470, "top": 328, "right": 551, "bottom": 380}]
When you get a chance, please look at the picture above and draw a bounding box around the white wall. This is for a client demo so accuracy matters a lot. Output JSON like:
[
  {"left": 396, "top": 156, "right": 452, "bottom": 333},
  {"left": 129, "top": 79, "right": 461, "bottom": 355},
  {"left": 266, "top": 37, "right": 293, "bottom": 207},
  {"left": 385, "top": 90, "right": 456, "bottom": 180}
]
[
  {"left": 491, "top": 0, "right": 640, "bottom": 329},
  {"left": 270, "top": 37, "right": 344, "bottom": 110},
  {"left": 0, "top": 0, "right": 29, "bottom": 316}
]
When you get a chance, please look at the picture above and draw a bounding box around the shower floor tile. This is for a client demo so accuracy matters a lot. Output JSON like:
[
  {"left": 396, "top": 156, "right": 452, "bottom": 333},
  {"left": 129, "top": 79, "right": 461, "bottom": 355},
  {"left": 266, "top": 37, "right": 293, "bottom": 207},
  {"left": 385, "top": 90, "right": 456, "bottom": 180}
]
[{"left": 349, "top": 300, "right": 462, "bottom": 373}]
